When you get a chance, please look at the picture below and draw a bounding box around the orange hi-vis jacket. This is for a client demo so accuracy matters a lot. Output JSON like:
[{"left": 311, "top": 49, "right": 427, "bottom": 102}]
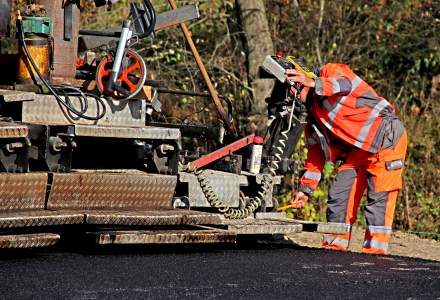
[{"left": 299, "top": 63, "right": 404, "bottom": 195}]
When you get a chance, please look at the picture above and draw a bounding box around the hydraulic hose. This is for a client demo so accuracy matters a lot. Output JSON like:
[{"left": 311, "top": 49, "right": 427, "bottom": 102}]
[
  {"left": 268, "top": 92, "right": 296, "bottom": 177},
  {"left": 143, "top": 0, "right": 156, "bottom": 37},
  {"left": 17, "top": 12, "right": 106, "bottom": 121},
  {"left": 189, "top": 93, "right": 298, "bottom": 219}
]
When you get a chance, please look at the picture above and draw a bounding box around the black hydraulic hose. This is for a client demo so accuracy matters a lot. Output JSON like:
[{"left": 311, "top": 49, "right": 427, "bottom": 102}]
[
  {"left": 53, "top": 85, "right": 89, "bottom": 117},
  {"left": 143, "top": 0, "right": 156, "bottom": 37},
  {"left": 17, "top": 16, "right": 106, "bottom": 121}
]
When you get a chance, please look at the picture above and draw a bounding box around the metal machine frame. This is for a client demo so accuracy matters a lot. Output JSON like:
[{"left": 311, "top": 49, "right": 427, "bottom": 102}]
[{"left": 0, "top": 0, "right": 347, "bottom": 249}]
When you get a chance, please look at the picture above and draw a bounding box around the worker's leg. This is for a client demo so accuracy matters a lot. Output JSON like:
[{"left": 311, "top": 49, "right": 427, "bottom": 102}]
[
  {"left": 322, "top": 167, "right": 367, "bottom": 251},
  {"left": 362, "top": 186, "right": 398, "bottom": 254},
  {"left": 363, "top": 132, "right": 407, "bottom": 254}
]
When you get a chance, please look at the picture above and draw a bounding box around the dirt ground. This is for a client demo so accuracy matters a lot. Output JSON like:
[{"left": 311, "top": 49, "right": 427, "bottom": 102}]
[{"left": 288, "top": 227, "right": 440, "bottom": 261}]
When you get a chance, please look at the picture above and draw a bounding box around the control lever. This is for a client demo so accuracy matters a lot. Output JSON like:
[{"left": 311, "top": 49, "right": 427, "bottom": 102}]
[{"left": 107, "top": 20, "right": 132, "bottom": 94}]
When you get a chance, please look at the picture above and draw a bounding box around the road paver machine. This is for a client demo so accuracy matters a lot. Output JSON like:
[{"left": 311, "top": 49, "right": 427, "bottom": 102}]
[{"left": 0, "top": 0, "right": 345, "bottom": 249}]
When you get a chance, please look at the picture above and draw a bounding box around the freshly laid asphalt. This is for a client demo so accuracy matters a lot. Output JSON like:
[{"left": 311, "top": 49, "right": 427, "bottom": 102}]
[{"left": 0, "top": 243, "right": 439, "bottom": 299}]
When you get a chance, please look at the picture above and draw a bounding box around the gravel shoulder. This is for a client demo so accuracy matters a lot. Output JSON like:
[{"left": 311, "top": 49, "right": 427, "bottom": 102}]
[{"left": 288, "top": 227, "right": 440, "bottom": 261}]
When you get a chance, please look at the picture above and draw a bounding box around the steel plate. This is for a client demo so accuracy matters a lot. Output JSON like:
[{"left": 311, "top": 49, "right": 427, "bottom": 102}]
[
  {"left": 21, "top": 94, "right": 146, "bottom": 127},
  {"left": 47, "top": 172, "right": 177, "bottom": 210},
  {"left": 293, "top": 220, "right": 351, "bottom": 235},
  {"left": 0, "top": 89, "right": 36, "bottom": 102},
  {"left": 0, "top": 173, "right": 47, "bottom": 211},
  {"left": 179, "top": 171, "right": 248, "bottom": 207},
  {"left": 255, "top": 215, "right": 350, "bottom": 235},
  {"left": 0, "top": 210, "right": 84, "bottom": 228},
  {"left": 91, "top": 229, "right": 236, "bottom": 245},
  {"left": 0, "top": 233, "right": 60, "bottom": 249},
  {"left": 74, "top": 125, "right": 181, "bottom": 140},
  {"left": 85, "top": 209, "right": 222, "bottom": 226},
  {"left": 223, "top": 218, "right": 302, "bottom": 235}
]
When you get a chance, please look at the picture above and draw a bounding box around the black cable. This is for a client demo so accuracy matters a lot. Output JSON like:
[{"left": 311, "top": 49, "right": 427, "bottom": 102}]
[
  {"left": 17, "top": 18, "right": 106, "bottom": 121},
  {"left": 143, "top": 0, "right": 156, "bottom": 37}
]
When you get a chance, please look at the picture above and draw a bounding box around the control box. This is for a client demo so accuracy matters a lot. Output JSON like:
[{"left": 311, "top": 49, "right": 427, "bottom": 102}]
[
  {"left": 262, "top": 55, "right": 294, "bottom": 83},
  {"left": 261, "top": 55, "right": 316, "bottom": 83}
]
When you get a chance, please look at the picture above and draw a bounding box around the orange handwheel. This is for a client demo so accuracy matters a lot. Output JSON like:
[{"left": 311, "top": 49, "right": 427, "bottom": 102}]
[{"left": 96, "top": 49, "right": 147, "bottom": 100}]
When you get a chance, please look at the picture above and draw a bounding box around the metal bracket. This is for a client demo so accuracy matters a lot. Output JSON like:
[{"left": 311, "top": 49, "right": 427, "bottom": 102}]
[
  {"left": 63, "top": 1, "right": 74, "bottom": 41},
  {"left": 78, "top": 4, "right": 200, "bottom": 51}
]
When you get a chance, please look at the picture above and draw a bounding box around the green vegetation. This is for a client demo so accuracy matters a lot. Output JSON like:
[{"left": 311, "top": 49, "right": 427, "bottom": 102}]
[{"left": 82, "top": 0, "right": 439, "bottom": 238}]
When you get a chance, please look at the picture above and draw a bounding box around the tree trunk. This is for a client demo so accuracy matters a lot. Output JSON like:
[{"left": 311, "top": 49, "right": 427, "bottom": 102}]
[
  {"left": 0, "top": 0, "right": 11, "bottom": 37},
  {"left": 237, "top": 0, "right": 274, "bottom": 132}
]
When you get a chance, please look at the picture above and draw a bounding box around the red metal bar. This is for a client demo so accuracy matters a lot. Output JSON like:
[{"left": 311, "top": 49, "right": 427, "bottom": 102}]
[{"left": 188, "top": 134, "right": 255, "bottom": 170}]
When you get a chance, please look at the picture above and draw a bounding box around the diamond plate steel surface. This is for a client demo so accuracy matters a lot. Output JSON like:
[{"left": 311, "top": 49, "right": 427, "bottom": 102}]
[
  {"left": 91, "top": 230, "right": 236, "bottom": 245},
  {"left": 0, "top": 233, "right": 60, "bottom": 249},
  {"left": 21, "top": 94, "right": 146, "bottom": 127},
  {"left": 255, "top": 212, "right": 287, "bottom": 219},
  {"left": 0, "top": 210, "right": 84, "bottom": 228},
  {"left": 179, "top": 171, "right": 248, "bottom": 207},
  {"left": 223, "top": 218, "right": 302, "bottom": 235},
  {"left": 0, "top": 121, "right": 29, "bottom": 138},
  {"left": 0, "top": 173, "right": 47, "bottom": 211},
  {"left": 85, "top": 209, "right": 222, "bottom": 226},
  {"left": 254, "top": 215, "right": 349, "bottom": 235},
  {"left": 74, "top": 125, "right": 181, "bottom": 140},
  {"left": 47, "top": 172, "right": 177, "bottom": 210},
  {"left": 293, "top": 220, "right": 350, "bottom": 235}
]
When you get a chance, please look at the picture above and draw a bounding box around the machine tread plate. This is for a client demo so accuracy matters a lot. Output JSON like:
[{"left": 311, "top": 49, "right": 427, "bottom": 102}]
[
  {"left": 47, "top": 172, "right": 177, "bottom": 210},
  {"left": 0, "top": 173, "right": 47, "bottom": 211},
  {"left": 0, "top": 210, "right": 84, "bottom": 228},
  {"left": 89, "top": 229, "right": 236, "bottom": 245},
  {"left": 21, "top": 94, "right": 146, "bottom": 127},
  {"left": 85, "top": 209, "right": 222, "bottom": 226},
  {"left": 255, "top": 213, "right": 350, "bottom": 235},
  {"left": 222, "top": 218, "right": 303, "bottom": 235},
  {"left": 179, "top": 171, "right": 248, "bottom": 207},
  {"left": 291, "top": 219, "right": 350, "bottom": 235},
  {"left": 0, "top": 233, "right": 60, "bottom": 249},
  {"left": 74, "top": 125, "right": 181, "bottom": 140}
]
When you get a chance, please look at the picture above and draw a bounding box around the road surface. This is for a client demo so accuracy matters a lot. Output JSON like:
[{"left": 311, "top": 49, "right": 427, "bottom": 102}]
[{"left": 0, "top": 243, "right": 439, "bottom": 299}]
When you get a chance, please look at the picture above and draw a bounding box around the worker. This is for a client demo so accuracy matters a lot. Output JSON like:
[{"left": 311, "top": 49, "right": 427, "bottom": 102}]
[{"left": 286, "top": 63, "right": 407, "bottom": 255}]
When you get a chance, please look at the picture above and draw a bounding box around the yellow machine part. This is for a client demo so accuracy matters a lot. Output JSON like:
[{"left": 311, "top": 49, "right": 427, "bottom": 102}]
[
  {"left": 17, "top": 35, "right": 51, "bottom": 84},
  {"left": 286, "top": 56, "right": 317, "bottom": 79}
]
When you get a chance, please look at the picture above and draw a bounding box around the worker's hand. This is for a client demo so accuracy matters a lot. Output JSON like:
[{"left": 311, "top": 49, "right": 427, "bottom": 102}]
[
  {"left": 286, "top": 69, "right": 316, "bottom": 88},
  {"left": 290, "top": 191, "right": 309, "bottom": 208}
]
